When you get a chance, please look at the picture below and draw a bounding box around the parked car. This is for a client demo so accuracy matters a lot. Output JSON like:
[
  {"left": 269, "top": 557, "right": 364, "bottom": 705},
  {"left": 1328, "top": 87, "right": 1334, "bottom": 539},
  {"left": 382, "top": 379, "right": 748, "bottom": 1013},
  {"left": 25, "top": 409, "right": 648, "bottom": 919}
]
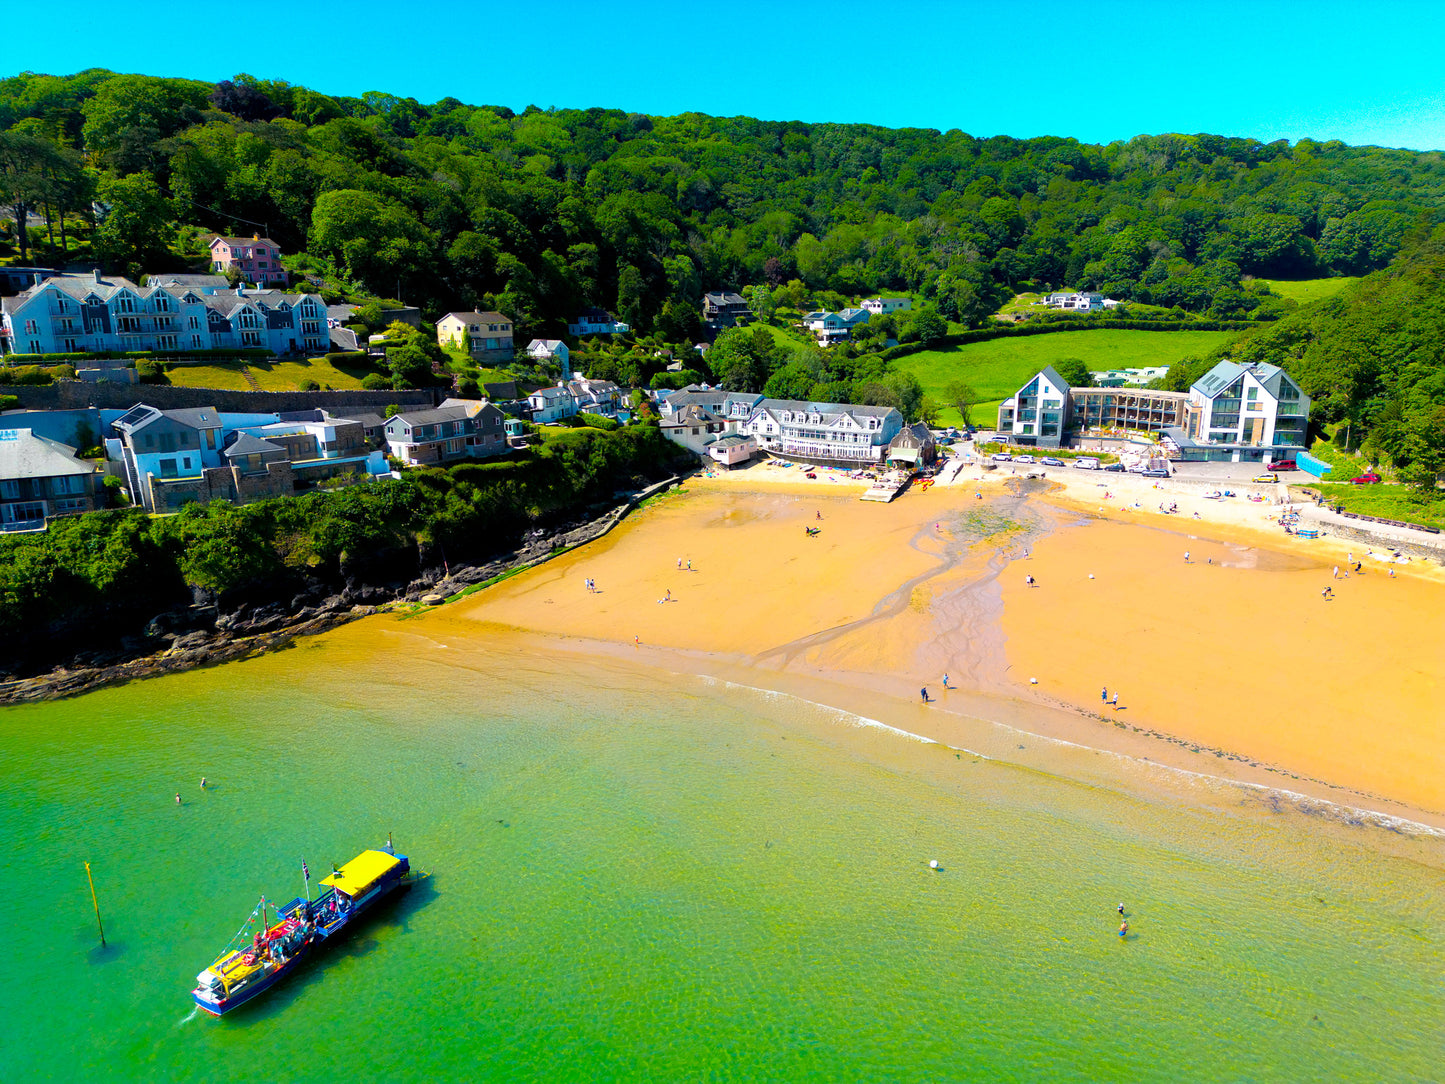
[
  {"left": 1266, "top": 459, "right": 1297, "bottom": 472},
  {"left": 1040, "top": 457, "right": 1065, "bottom": 466},
  {"left": 1073, "top": 457, "right": 1099, "bottom": 470},
  {"left": 1142, "top": 468, "right": 1170, "bottom": 478},
  {"left": 1103, "top": 462, "right": 1126, "bottom": 472},
  {"left": 991, "top": 452, "right": 1013, "bottom": 461},
  {"left": 1351, "top": 472, "right": 1381, "bottom": 484},
  {"left": 1014, "top": 454, "right": 1036, "bottom": 463},
  {"left": 1252, "top": 474, "right": 1279, "bottom": 483}
]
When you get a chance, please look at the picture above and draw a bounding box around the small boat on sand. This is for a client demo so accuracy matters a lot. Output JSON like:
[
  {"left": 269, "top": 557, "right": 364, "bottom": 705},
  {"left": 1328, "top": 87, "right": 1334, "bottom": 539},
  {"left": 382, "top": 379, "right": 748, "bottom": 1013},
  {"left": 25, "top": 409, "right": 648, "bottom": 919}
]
[{"left": 192, "top": 843, "right": 414, "bottom": 1016}]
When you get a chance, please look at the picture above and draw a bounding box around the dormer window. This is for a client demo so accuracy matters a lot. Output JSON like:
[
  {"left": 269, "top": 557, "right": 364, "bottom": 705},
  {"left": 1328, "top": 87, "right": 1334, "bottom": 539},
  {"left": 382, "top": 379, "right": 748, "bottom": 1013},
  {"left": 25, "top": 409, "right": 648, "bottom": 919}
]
[{"left": 117, "top": 295, "right": 135, "bottom": 314}]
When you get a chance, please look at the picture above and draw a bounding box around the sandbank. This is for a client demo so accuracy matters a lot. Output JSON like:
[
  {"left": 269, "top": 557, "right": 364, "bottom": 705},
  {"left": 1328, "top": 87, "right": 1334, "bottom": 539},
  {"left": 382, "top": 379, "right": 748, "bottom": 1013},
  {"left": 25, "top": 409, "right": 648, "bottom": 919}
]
[{"left": 436, "top": 465, "right": 1445, "bottom": 824}]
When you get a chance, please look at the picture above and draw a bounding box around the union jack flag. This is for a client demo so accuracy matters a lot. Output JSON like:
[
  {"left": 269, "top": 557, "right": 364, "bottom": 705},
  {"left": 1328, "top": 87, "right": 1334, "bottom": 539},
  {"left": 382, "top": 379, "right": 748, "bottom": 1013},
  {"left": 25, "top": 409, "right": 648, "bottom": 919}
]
[{"left": 302, "top": 859, "right": 309, "bottom": 879}]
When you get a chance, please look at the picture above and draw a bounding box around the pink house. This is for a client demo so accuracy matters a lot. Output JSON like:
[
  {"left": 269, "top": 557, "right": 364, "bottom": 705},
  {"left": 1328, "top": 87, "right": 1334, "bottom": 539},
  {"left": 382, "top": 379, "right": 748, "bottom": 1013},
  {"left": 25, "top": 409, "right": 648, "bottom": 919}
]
[{"left": 210, "top": 234, "right": 287, "bottom": 286}]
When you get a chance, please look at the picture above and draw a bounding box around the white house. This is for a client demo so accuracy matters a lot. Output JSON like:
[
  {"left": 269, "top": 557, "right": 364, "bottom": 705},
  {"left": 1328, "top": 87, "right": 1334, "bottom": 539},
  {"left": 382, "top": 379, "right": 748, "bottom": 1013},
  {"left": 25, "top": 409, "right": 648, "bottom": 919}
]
[
  {"left": 742, "top": 399, "right": 903, "bottom": 463},
  {"left": 660, "top": 405, "right": 730, "bottom": 456},
  {"left": 527, "top": 338, "right": 571, "bottom": 378},
  {"left": 706, "top": 433, "right": 757, "bottom": 467},
  {"left": 996, "top": 367, "right": 1073, "bottom": 448},
  {"left": 1172, "top": 360, "right": 1310, "bottom": 463},
  {"left": 1044, "top": 291, "right": 1118, "bottom": 312},
  {"left": 862, "top": 297, "right": 911, "bottom": 316},
  {"left": 527, "top": 385, "right": 578, "bottom": 424},
  {"left": 567, "top": 307, "right": 630, "bottom": 336},
  {"left": 566, "top": 376, "right": 624, "bottom": 416}
]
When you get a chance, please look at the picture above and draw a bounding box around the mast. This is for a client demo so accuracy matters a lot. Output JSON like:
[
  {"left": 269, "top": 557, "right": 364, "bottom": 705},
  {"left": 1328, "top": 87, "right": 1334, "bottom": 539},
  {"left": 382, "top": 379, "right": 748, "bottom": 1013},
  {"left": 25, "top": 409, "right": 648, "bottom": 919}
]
[
  {"left": 84, "top": 862, "right": 106, "bottom": 948},
  {"left": 302, "top": 858, "right": 311, "bottom": 903}
]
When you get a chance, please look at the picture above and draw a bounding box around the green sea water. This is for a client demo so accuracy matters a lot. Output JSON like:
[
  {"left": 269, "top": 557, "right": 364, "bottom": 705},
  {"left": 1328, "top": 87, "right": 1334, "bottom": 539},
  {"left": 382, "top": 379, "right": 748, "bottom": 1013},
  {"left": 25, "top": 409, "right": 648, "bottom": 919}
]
[{"left": 2, "top": 620, "right": 1442, "bottom": 1082}]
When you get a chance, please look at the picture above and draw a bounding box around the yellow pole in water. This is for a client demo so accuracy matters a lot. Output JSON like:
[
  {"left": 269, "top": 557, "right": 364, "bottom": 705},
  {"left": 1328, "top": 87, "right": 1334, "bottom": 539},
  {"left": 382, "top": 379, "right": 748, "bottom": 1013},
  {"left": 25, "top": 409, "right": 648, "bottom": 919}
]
[{"left": 85, "top": 862, "right": 106, "bottom": 947}]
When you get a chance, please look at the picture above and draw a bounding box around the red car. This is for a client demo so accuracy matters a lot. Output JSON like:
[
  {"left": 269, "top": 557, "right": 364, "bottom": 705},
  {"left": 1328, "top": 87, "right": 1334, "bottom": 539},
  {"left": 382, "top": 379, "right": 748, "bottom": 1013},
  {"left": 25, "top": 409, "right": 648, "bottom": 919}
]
[
  {"left": 1266, "top": 459, "right": 1297, "bottom": 472},
  {"left": 1351, "top": 472, "right": 1381, "bottom": 484}
]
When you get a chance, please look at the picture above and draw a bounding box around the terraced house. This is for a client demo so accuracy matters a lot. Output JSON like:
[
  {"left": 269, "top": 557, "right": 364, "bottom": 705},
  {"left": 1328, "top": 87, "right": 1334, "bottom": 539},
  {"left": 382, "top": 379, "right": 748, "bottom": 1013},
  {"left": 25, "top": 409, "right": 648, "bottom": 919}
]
[{"left": 0, "top": 272, "right": 329, "bottom": 356}]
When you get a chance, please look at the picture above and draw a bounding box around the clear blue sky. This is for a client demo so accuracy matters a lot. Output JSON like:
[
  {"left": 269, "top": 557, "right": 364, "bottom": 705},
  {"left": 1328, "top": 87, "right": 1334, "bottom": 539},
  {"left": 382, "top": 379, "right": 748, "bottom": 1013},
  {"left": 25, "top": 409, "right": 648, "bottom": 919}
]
[{"left": 16, "top": 0, "right": 1445, "bottom": 149}]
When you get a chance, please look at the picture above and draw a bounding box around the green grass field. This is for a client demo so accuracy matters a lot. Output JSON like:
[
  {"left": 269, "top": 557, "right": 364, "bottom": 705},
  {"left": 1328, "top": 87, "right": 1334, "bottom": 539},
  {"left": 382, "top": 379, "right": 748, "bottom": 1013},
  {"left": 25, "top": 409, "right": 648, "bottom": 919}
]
[
  {"left": 165, "top": 357, "right": 372, "bottom": 391},
  {"left": 1257, "top": 277, "right": 1359, "bottom": 304},
  {"left": 896, "top": 328, "right": 1237, "bottom": 427},
  {"left": 1306, "top": 483, "right": 1445, "bottom": 531}
]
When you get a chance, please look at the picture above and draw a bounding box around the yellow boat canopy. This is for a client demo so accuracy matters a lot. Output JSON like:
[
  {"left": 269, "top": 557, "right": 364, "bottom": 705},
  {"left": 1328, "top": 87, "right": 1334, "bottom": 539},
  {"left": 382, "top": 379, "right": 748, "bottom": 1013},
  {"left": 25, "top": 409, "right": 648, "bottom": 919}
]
[{"left": 320, "top": 850, "right": 401, "bottom": 897}]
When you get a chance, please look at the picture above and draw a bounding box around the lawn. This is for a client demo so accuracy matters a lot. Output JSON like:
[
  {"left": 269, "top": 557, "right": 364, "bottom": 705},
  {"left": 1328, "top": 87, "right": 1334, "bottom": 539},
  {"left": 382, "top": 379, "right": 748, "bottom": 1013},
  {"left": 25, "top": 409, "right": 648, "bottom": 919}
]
[
  {"left": 896, "top": 328, "right": 1237, "bottom": 427},
  {"left": 1257, "top": 277, "right": 1359, "bottom": 305},
  {"left": 1306, "top": 483, "right": 1445, "bottom": 531},
  {"left": 165, "top": 357, "right": 372, "bottom": 391}
]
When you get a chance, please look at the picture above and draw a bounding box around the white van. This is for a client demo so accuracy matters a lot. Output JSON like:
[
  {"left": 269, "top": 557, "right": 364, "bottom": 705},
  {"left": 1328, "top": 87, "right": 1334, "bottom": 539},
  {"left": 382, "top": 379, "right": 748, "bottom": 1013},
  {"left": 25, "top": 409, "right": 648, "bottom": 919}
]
[{"left": 1073, "top": 457, "right": 1099, "bottom": 470}]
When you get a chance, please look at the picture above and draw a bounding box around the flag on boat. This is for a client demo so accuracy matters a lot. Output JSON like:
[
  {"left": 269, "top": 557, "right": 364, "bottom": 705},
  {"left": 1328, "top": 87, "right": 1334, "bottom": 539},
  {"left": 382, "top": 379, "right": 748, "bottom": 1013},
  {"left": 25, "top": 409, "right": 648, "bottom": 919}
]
[{"left": 302, "top": 860, "right": 309, "bottom": 879}]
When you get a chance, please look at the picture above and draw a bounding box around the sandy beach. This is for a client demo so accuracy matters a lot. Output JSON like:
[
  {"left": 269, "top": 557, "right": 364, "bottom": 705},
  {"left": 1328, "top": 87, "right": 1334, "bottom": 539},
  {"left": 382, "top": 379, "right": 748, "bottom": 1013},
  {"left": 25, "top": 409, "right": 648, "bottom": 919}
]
[{"left": 441, "top": 456, "right": 1445, "bottom": 823}]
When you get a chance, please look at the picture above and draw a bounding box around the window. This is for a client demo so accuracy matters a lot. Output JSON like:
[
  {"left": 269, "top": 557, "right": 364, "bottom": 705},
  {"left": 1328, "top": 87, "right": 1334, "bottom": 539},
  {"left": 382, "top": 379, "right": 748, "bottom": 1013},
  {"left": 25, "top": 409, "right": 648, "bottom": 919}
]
[
  {"left": 23, "top": 320, "right": 37, "bottom": 334},
  {"left": 117, "top": 296, "right": 135, "bottom": 314},
  {"left": 158, "top": 459, "right": 177, "bottom": 478},
  {"left": 191, "top": 335, "right": 202, "bottom": 348},
  {"left": 62, "top": 339, "right": 78, "bottom": 352},
  {"left": 0, "top": 479, "right": 19, "bottom": 499},
  {"left": 154, "top": 294, "right": 170, "bottom": 312},
  {"left": 183, "top": 457, "right": 191, "bottom": 469},
  {"left": 117, "top": 316, "right": 141, "bottom": 333},
  {"left": 52, "top": 475, "right": 83, "bottom": 495}
]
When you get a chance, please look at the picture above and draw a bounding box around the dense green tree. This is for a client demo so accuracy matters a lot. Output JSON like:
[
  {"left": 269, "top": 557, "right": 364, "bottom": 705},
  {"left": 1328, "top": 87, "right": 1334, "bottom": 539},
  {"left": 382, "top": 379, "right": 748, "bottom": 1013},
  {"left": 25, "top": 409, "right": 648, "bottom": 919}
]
[{"left": 93, "top": 173, "right": 175, "bottom": 276}]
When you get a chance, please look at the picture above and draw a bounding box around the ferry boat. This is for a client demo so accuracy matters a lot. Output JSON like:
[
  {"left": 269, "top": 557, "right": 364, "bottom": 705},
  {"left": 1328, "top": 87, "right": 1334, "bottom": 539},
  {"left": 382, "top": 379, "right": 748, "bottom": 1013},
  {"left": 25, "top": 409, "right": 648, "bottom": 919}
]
[{"left": 192, "top": 844, "right": 412, "bottom": 1016}]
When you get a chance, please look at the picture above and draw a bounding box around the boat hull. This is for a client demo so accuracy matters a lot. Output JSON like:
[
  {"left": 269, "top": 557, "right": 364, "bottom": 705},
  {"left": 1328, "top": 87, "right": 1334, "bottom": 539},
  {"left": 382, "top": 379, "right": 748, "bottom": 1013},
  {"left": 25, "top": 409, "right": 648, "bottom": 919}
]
[{"left": 193, "top": 852, "right": 411, "bottom": 1017}]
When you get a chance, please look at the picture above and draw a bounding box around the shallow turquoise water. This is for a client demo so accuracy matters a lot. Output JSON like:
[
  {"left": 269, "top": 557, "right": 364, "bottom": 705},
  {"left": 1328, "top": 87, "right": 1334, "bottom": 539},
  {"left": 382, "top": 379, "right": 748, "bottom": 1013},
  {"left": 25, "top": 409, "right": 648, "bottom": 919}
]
[{"left": 2, "top": 626, "right": 1442, "bottom": 1081}]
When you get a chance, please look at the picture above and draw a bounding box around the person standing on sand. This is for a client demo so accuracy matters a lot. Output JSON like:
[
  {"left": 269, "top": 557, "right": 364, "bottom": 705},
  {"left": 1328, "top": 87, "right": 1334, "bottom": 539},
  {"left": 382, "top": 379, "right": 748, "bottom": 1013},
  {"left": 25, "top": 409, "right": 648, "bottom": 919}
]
[
  {"left": 921, "top": 688, "right": 929, "bottom": 704},
  {"left": 942, "top": 674, "right": 951, "bottom": 689},
  {"left": 1102, "top": 687, "right": 1108, "bottom": 703},
  {"left": 1111, "top": 693, "right": 1119, "bottom": 710},
  {"left": 1184, "top": 551, "right": 1191, "bottom": 563}
]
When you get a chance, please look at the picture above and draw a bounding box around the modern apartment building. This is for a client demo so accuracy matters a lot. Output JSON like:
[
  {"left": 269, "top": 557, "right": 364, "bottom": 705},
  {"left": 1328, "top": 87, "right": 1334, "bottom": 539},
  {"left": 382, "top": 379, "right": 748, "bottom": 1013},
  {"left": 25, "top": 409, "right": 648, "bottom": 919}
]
[
  {"left": 996, "top": 367, "right": 1073, "bottom": 448},
  {"left": 1172, "top": 360, "right": 1311, "bottom": 462}
]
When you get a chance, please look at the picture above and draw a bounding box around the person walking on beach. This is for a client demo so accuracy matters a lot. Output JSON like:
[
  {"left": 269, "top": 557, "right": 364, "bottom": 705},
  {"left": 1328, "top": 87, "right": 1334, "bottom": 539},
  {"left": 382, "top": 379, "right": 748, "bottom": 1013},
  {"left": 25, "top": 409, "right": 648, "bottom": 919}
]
[
  {"left": 677, "top": 557, "right": 683, "bottom": 569},
  {"left": 1184, "top": 550, "right": 1191, "bottom": 563},
  {"left": 1111, "top": 692, "right": 1119, "bottom": 710},
  {"left": 942, "top": 674, "right": 951, "bottom": 689},
  {"left": 1333, "top": 565, "right": 1340, "bottom": 579},
  {"left": 1102, "top": 687, "right": 1108, "bottom": 703},
  {"left": 921, "top": 688, "right": 929, "bottom": 704},
  {"left": 1025, "top": 574, "right": 1036, "bottom": 587}
]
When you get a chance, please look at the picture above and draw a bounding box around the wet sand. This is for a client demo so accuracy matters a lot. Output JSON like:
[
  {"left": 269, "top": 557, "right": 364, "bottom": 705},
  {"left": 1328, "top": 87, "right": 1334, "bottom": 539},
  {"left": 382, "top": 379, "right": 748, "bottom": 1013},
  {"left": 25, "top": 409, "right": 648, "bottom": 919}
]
[{"left": 442, "top": 469, "right": 1445, "bottom": 824}]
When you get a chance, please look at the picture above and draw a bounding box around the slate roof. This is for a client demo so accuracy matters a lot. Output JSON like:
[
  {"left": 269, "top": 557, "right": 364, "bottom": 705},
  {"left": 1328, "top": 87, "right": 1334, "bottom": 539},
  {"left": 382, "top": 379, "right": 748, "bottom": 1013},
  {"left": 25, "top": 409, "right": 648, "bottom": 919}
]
[
  {"left": 0, "top": 429, "right": 96, "bottom": 480},
  {"left": 224, "top": 433, "right": 285, "bottom": 457},
  {"left": 441, "top": 311, "right": 509, "bottom": 323},
  {"left": 1191, "top": 359, "right": 1294, "bottom": 399},
  {"left": 212, "top": 235, "right": 281, "bottom": 249},
  {"left": 387, "top": 406, "right": 473, "bottom": 427},
  {"left": 528, "top": 338, "right": 566, "bottom": 353},
  {"left": 145, "top": 273, "right": 228, "bottom": 289}
]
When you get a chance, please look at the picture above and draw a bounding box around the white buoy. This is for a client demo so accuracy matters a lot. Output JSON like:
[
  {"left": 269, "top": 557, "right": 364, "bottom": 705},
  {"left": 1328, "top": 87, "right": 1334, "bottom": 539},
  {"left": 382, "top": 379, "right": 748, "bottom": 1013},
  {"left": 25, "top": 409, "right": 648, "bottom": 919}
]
[
  {"left": 1030, "top": 677, "right": 1038, "bottom": 684},
  {"left": 929, "top": 859, "right": 940, "bottom": 870}
]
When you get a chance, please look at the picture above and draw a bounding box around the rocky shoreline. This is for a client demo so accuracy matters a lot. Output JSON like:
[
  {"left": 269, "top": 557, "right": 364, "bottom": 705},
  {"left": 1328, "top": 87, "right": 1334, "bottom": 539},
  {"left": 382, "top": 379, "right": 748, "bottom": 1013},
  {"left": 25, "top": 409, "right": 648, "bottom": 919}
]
[{"left": 0, "top": 476, "right": 683, "bottom": 706}]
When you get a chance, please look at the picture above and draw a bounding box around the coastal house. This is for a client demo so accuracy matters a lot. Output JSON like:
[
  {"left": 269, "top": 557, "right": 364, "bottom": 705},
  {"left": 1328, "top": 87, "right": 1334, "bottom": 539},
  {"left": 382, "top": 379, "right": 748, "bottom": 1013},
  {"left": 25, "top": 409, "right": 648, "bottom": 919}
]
[
  {"left": 862, "top": 297, "right": 912, "bottom": 316},
  {"left": 383, "top": 404, "right": 497, "bottom": 466},
  {"left": 886, "top": 422, "right": 936, "bottom": 468},
  {"left": 436, "top": 311, "right": 514, "bottom": 361},
  {"left": 1169, "top": 360, "right": 1311, "bottom": 463},
  {"left": 658, "top": 386, "right": 764, "bottom": 423},
  {"left": 996, "top": 367, "right": 1073, "bottom": 448},
  {"left": 742, "top": 399, "right": 903, "bottom": 464},
  {"left": 566, "top": 376, "right": 624, "bottom": 417},
  {"left": 803, "top": 308, "right": 870, "bottom": 343},
  {"left": 0, "top": 428, "right": 102, "bottom": 530},
  {"left": 567, "top": 308, "right": 630, "bottom": 336},
  {"left": 526, "top": 338, "right": 572, "bottom": 378},
  {"left": 111, "top": 404, "right": 388, "bottom": 510},
  {"left": 527, "top": 385, "right": 578, "bottom": 424},
  {"left": 660, "top": 404, "right": 729, "bottom": 456},
  {"left": 702, "top": 291, "right": 752, "bottom": 330},
  {"left": 0, "top": 273, "right": 330, "bottom": 357},
  {"left": 437, "top": 398, "right": 509, "bottom": 459},
  {"left": 210, "top": 235, "right": 288, "bottom": 287},
  {"left": 706, "top": 432, "right": 757, "bottom": 468}
]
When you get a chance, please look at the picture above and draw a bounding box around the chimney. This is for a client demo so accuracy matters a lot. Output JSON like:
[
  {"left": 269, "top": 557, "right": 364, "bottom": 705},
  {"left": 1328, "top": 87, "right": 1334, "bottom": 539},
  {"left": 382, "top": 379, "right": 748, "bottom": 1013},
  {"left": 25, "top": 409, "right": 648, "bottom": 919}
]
[
  {"left": 93, "top": 269, "right": 102, "bottom": 283},
  {"left": 253, "top": 233, "right": 260, "bottom": 241}
]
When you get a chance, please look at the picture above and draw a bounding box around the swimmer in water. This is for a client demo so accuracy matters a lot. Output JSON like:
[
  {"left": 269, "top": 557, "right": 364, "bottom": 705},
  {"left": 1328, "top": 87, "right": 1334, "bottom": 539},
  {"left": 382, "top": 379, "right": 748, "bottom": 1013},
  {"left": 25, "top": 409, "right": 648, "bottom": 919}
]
[
  {"left": 175, "top": 793, "right": 182, "bottom": 805},
  {"left": 1119, "top": 921, "right": 1129, "bottom": 937}
]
